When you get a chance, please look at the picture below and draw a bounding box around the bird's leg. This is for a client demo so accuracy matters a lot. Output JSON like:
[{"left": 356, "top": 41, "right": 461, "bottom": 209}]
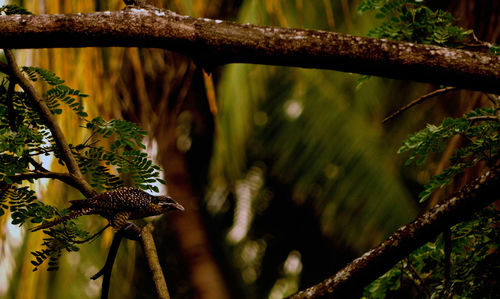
[{"left": 110, "top": 212, "right": 132, "bottom": 230}]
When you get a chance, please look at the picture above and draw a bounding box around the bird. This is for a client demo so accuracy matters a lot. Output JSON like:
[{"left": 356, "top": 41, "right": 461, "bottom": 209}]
[{"left": 30, "top": 187, "right": 184, "bottom": 232}]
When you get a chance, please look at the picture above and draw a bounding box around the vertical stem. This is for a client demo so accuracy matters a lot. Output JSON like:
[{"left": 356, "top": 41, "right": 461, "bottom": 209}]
[
  {"left": 494, "top": 95, "right": 500, "bottom": 122},
  {"left": 90, "top": 232, "right": 124, "bottom": 299}
]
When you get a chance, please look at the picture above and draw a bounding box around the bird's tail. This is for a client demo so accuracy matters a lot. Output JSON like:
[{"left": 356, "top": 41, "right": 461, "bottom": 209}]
[{"left": 30, "top": 208, "right": 92, "bottom": 232}]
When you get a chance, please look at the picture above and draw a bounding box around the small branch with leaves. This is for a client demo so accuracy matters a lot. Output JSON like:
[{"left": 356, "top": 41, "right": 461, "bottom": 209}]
[
  {"left": 3, "top": 49, "right": 96, "bottom": 197},
  {"left": 0, "top": 49, "right": 175, "bottom": 299}
]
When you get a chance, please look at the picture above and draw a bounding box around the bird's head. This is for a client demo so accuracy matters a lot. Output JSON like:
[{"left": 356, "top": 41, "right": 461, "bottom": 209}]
[{"left": 153, "top": 195, "right": 185, "bottom": 212}]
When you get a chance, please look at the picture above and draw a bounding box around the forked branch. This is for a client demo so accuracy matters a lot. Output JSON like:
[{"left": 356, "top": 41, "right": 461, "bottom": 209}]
[{"left": 2, "top": 49, "right": 96, "bottom": 198}]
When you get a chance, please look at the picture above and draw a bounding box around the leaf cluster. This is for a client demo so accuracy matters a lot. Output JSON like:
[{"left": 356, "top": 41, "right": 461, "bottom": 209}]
[
  {"left": 76, "top": 116, "right": 164, "bottom": 192},
  {"left": 0, "top": 185, "right": 56, "bottom": 224},
  {"left": 358, "top": 0, "right": 473, "bottom": 47},
  {"left": 0, "top": 4, "right": 32, "bottom": 15},
  {"left": 22, "top": 66, "right": 89, "bottom": 117},
  {"left": 0, "top": 186, "right": 82, "bottom": 272},
  {"left": 357, "top": 2, "right": 500, "bottom": 297},
  {"left": 0, "top": 65, "right": 164, "bottom": 270},
  {"left": 399, "top": 108, "right": 499, "bottom": 201},
  {"left": 31, "top": 218, "right": 91, "bottom": 272},
  {"left": 0, "top": 79, "right": 52, "bottom": 180}
]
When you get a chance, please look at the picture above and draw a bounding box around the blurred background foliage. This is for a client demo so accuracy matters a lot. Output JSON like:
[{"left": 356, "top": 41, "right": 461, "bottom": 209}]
[{"left": 0, "top": 0, "right": 497, "bottom": 298}]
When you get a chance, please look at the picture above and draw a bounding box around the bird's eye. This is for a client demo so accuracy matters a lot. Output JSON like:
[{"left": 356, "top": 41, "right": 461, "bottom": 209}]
[
  {"left": 154, "top": 196, "right": 174, "bottom": 205},
  {"left": 158, "top": 198, "right": 174, "bottom": 206}
]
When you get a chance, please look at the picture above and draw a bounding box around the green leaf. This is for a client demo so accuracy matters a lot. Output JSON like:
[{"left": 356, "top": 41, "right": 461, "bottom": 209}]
[{"left": 0, "top": 4, "right": 32, "bottom": 15}]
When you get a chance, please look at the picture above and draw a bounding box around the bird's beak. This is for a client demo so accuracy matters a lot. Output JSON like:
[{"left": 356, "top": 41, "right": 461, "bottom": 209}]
[
  {"left": 173, "top": 201, "right": 185, "bottom": 211},
  {"left": 167, "top": 196, "right": 185, "bottom": 211}
]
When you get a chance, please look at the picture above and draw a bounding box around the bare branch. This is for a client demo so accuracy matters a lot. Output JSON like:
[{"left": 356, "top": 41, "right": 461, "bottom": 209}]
[
  {"left": 382, "top": 87, "right": 457, "bottom": 124},
  {"left": 467, "top": 115, "right": 499, "bottom": 123},
  {"left": 8, "top": 170, "right": 94, "bottom": 194},
  {"left": 0, "top": 10, "right": 499, "bottom": 93},
  {"left": 91, "top": 231, "right": 123, "bottom": 299},
  {"left": 288, "top": 166, "right": 500, "bottom": 298},
  {"left": 3, "top": 49, "right": 96, "bottom": 197},
  {"left": 486, "top": 93, "right": 499, "bottom": 106},
  {"left": 140, "top": 223, "right": 171, "bottom": 299},
  {"left": 405, "top": 259, "right": 431, "bottom": 297}
]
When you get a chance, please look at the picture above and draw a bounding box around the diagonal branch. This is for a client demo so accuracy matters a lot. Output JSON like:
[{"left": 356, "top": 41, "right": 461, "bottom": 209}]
[
  {"left": 3, "top": 49, "right": 96, "bottom": 197},
  {"left": 288, "top": 166, "right": 500, "bottom": 298},
  {"left": 382, "top": 87, "right": 457, "bottom": 124},
  {"left": 140, "top": 223, "right": 170, "bottom": 299},
  {"left": 0, "top": 10, "right": 499, "bottom": 94}
]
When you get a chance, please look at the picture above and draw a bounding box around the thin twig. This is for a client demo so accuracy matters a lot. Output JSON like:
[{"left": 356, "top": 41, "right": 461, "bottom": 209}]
[
  {"left": 486, "top": 93, "right": 498, "bottom": 106},
  {"left": 467, "top": 115, "right": 499, "bottom": 123},
  {"left": 491, "top": 94, "right": 500, "bottom": 122},
  {"left": 6, "top": 78, "right": 17, "bottom": 131},
  {"left": 382, "top": 87, "right": 457, "bottom": 124},
  {"left": 443, "top": 228, "right": 452, "bottom": 298},
  {"left": 406, "top": 259, "right": 431, "bottom": 298},
  {"left": 3, "top": 49, "right": 96, "bottom": 198},
  {"left": 470, "top": 32, "right": 494, "bottom": 50},
  {"left": 26, "top": 147, "right": 56, "bottom": 157},
  {"left": 72, "top": 224, "right": 111, "bottom": 244},
  {"left": 27, "top": 157, "right": 49, "bottom": 172}
]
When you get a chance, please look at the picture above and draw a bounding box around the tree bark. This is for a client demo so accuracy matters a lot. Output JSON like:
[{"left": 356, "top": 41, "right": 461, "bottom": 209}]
[{"left": 0, "top": 9, "right": 499, "bottom": 93}]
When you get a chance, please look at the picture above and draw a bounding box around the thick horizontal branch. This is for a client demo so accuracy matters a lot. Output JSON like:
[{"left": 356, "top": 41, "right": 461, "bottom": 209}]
[
  {"left": 0, "top": 8, "right": 499, "bottom": 94},
  {"left": 288, "top": 166, "right": 500, "bottom": 298}
]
